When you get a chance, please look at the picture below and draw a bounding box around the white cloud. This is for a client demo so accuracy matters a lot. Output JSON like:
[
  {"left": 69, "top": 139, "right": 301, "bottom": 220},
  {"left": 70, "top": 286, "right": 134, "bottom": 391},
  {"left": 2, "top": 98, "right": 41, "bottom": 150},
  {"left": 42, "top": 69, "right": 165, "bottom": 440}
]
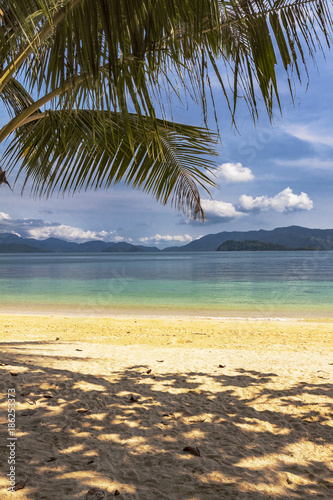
[
  {"left": 214, "top": 162, "right": 254, "bottom": 183},
  {"left": 0, "top": 212, "right": 125, "bottom": 243},
  {"left": 27, "top": 225, "right": 116, "bottom": 242},
  {"left": 0, "top": 212, "right": 11, "bottom": 221},
  {"left": 239, "top": 188, "right": 313, "bottom": 213},
  {"left": 113, "top": 235, "right": 125, "bottom": 242},
  {"left": 284, "top": 124, "right": 333, "bottom": 148},
  {"left": 201, "top": 199, "right": 244, "bottom": 222},
  {"left": 139, "top": 234, "right": 193, "bottom": 243}
]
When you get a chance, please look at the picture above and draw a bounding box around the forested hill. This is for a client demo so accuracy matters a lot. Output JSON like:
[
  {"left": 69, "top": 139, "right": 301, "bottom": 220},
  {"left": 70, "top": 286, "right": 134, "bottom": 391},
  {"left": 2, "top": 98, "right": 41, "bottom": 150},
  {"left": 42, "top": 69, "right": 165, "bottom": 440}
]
[
  {"left": 217, "top": 240, "right": 319, "bottom": 251},
  {"left": 0, "top": 226, "right": 332, "bottom": 253},
  {"left": 0, "top": 233, "right": 160, "bottom": 253},
  {"left": 164, "top": 226, "right": 333, "bottom": 251}
]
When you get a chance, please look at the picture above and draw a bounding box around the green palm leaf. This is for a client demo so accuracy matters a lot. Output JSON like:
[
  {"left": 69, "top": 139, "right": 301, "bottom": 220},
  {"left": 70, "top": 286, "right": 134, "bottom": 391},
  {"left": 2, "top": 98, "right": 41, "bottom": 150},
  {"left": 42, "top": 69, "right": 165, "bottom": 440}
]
[
  {"left": 0, "top": 77, "right": 37, "bottom": 116},
  {"left": 4, "top": 110, "right": 218, "bottom": 220},
  {"left": 0, "top": 0, "right": 332, "bottom": 217}
]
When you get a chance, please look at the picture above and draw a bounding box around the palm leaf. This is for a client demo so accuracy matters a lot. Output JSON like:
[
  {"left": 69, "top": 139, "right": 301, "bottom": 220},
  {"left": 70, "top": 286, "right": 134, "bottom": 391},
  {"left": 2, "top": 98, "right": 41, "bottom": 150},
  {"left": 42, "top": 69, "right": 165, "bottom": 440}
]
[
  {"left": 0, "top": 0, "right": 333, "bottom": 218},
  {"left": 4, "top": 110, "right": 218, "bottom": 220},
  {"left": 3, "top": 0, "right": 333, "bottom": 125},
  {"left": 0, "top": 77, "right": 37, "bottom": 116}
]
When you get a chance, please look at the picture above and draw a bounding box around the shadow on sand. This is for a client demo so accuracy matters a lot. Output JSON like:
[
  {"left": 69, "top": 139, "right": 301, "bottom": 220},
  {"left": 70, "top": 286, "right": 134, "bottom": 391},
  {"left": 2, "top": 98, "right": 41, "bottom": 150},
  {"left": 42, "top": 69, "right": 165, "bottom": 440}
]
[{"left": 0, "top": 340, "right": 332, "bottom": 499}]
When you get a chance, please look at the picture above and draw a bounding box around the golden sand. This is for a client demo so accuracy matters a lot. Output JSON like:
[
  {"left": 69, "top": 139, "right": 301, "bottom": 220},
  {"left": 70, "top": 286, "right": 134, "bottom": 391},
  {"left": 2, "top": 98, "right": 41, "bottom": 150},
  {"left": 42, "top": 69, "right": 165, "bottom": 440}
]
[{"left": 0, "top": 315, "right": 332, "bottom": 499}]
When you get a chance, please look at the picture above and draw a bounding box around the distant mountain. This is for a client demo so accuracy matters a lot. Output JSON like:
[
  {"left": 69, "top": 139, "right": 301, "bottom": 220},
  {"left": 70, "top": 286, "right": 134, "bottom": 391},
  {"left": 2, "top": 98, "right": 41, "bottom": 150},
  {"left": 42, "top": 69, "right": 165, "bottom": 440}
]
[
  {"left": 0, "top": 233, "right": 22, "bottom": 244},
  {"left": 0, "top": 226, "right": 332, "bottom": 253},
  {"left": 0, "top": 233, "right": 77, "bottom": 252},
  {"left": 25, "top": 237, "right": 80, "bottom": 252},
  {"left": 0, "top": 233, "right": 56, "bottom": 252},
  {"left": 76, "top": 240, "right": 111, "bottom": 252},
  {"left": 103, "top": 242, "right": 160, "bottom": 252},
  {"left": 0, "top": 233, "right": 160, "bottom": 253},
  {"left": 164, "top": 226, "right": 333, "bottom": 251},
  {"left": 217, "top": 240, "right": 320, "bottom": 252},
  {"left": 0, "top": 243, "right": 51, "bottom": 253}
]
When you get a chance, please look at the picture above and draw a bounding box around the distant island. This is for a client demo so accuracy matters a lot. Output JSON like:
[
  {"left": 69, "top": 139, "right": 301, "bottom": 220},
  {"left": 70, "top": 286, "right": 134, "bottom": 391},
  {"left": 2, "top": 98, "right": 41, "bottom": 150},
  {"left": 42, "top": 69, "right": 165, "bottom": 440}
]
[
  {"left": 0, "top": 225, "right": 332, "bottom": 253},
  {"left": 165, "top": 225, "right": 333, "bottom": 252},
  {"left": 217, "top": 240, "right": 320, "bottom": 251},
  {"left": 0, "top": 243, "right": 50, "bottom": 253},
  {"left": 0, "top": 233, "right": 160, "bottom": 254},
  {"left": 102, "top": 242, "right": 158, "bottom": 253}
]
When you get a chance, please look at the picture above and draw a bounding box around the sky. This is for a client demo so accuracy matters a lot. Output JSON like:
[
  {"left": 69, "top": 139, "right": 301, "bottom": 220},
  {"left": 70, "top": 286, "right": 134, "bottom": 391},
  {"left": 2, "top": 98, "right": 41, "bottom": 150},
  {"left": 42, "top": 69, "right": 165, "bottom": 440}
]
[{"left": 1, "top": 44, "right": 333, "bottom": 248}]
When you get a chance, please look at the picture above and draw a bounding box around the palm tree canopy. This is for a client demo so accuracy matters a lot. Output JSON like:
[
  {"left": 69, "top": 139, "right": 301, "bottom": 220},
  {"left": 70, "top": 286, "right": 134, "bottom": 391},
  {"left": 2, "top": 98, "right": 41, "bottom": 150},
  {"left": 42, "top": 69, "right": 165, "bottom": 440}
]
[{"left": 0, "top": 0, "right": 332, "bottom": 219}]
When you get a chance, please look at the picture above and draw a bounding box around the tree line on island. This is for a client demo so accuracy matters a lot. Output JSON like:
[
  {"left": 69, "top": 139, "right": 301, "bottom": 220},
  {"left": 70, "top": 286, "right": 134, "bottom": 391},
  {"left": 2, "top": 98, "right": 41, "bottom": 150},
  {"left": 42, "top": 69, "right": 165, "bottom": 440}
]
[
  {"left": 216, "top": 240, "right": 319, "bottom": 251},
  {"left": 0, "top": 226, "right": 332, "bottom": 253}
]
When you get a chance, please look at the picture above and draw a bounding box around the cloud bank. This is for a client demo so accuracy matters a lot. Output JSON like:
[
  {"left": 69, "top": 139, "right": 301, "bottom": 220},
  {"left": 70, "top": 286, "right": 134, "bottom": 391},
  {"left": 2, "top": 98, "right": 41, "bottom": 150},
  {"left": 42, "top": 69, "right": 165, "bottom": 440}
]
[
  {"left": 139, "top": 234, "right": 193, "bottom": 244},
  {"left": 0, "top": 212, "right": 120, "bottom": 242},
  {"left": 201, "top": 199, "right": 245, "bottom": 223},
  {"left": 27, "top": 225, "right": 113, "bottom": 242},
  {"left": 199, "top": 187, "right": 313, "bottom": 223},
  {"left": 239, "top": 188, "right": 313, "bottom": 213}
]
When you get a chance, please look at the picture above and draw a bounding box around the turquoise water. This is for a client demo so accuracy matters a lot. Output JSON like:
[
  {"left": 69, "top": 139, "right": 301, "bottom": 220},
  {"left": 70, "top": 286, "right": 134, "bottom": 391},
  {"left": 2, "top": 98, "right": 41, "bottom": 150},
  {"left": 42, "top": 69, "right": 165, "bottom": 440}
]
[{"left": 0, "top": 252, "right": 332, "bottom": 318}]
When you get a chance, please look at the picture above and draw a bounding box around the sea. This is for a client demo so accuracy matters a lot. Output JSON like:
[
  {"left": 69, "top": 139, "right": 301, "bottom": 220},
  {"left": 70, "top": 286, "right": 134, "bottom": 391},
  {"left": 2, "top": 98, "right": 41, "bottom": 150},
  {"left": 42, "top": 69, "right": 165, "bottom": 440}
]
[{"left": 0, "top": 251, "right": 332, "bottom": 319}]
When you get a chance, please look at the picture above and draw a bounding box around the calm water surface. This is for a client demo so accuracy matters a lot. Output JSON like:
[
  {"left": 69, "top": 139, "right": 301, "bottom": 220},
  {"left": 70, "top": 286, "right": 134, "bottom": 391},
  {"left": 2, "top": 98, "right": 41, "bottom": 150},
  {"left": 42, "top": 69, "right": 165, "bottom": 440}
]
[{"left": 0, "top": 252, "right": 332, "bottom": 318}]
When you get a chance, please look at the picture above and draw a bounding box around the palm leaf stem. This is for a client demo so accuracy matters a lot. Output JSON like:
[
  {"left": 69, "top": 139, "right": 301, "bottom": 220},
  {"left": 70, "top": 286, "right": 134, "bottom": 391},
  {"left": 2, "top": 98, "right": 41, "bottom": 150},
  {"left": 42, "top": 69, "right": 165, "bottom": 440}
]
[
  {"left": 0, "top": 74, "right": 86, "bottom": 142},
  {"left": 0, "top": 0, "right": 83, "bottom": 93}
]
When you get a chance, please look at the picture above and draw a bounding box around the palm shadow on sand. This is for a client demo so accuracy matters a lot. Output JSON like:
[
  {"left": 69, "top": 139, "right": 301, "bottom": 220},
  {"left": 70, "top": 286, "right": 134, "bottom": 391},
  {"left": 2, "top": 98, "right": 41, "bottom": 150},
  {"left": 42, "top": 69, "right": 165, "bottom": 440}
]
[{"left": 0, "top": 340, "right": 332, "bottom": 499}]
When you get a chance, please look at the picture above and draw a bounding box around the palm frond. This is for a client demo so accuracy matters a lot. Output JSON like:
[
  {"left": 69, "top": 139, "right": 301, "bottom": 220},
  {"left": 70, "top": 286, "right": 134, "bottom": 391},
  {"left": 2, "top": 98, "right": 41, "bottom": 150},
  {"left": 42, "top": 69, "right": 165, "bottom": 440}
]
[
  {"left": 1, "top": 0, "right": 333, "bottom": 218},
  {"left": 3, "top": 110, "right": 218, "bottom": 220},
  {"left": 0, "top": 77, "right": 36, "bottom": 117},
  {"left": 3, "top": 0, "right": 333, "bottom": 126}
]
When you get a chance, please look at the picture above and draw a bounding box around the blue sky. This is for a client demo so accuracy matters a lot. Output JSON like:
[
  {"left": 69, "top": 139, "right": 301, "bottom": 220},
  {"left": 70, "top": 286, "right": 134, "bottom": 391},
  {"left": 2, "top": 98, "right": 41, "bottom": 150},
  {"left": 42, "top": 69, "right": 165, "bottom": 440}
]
[{"left": 0, "top": 50, "right": 332, "bottom": 248}]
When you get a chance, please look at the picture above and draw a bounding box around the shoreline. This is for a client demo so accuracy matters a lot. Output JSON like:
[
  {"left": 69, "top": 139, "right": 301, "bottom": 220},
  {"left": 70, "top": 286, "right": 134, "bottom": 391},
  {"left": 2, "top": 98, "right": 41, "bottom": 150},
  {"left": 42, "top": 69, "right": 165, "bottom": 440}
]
[
  {"left": 1, "top": 306, "right": 333, "bottom": 322},
  {"left": 1, "top": 311, "right": 333, "bottom": 325}
]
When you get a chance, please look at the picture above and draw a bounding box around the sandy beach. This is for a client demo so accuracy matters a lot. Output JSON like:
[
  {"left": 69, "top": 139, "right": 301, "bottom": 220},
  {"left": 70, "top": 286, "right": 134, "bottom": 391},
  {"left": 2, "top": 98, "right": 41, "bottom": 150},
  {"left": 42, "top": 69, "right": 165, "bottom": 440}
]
[{"left": 0, "top": 315, "right": 332, "bottom": 499}]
